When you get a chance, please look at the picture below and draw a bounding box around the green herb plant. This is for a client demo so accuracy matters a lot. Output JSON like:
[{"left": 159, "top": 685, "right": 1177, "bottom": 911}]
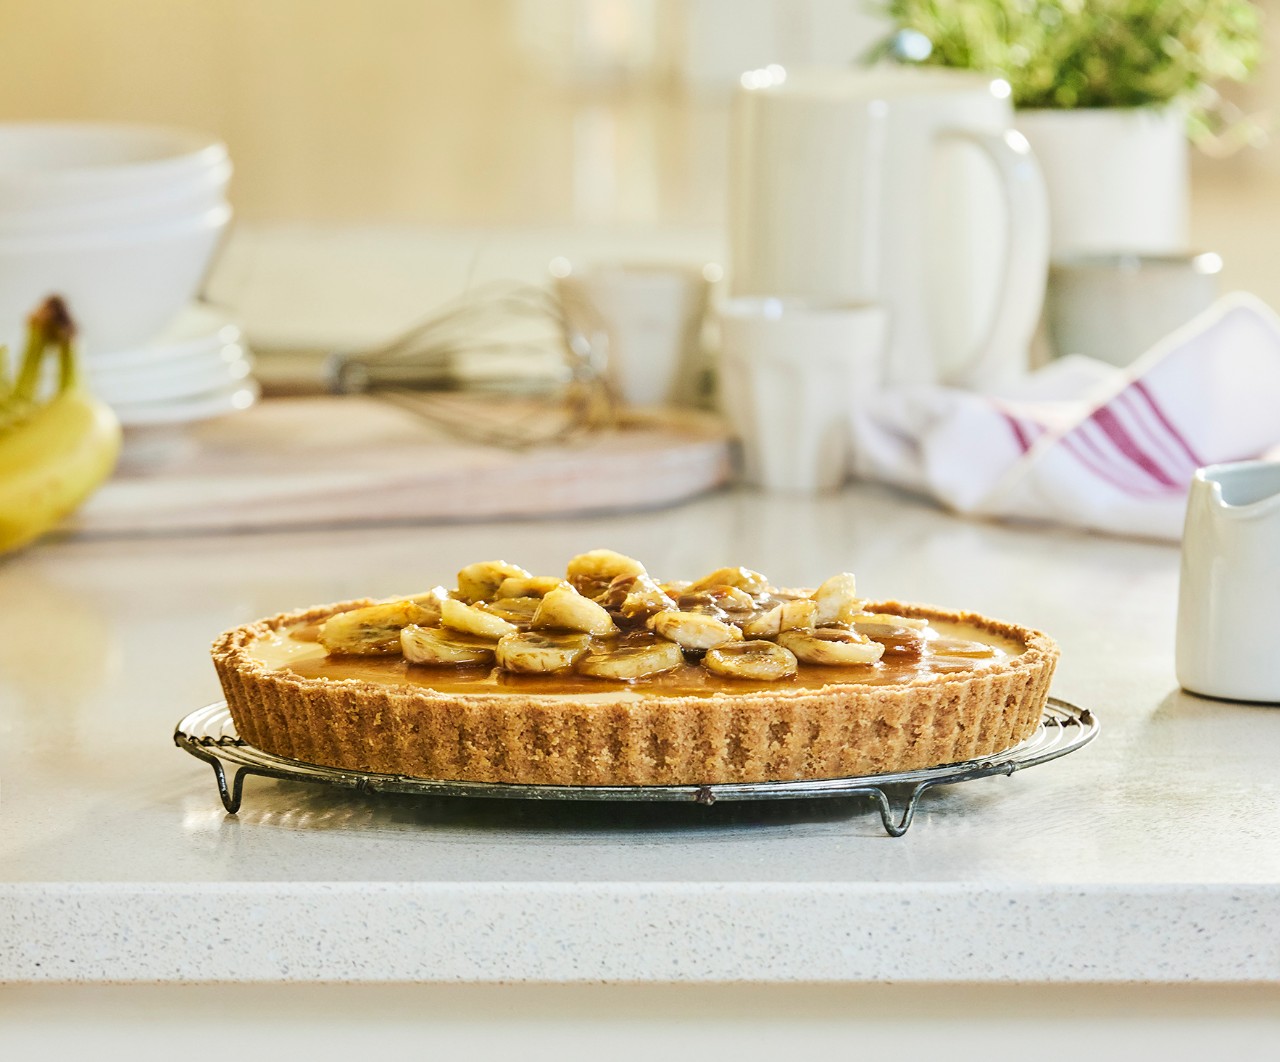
[{"left": 871, "top": 1, "right": 1264, "bottom": 144}]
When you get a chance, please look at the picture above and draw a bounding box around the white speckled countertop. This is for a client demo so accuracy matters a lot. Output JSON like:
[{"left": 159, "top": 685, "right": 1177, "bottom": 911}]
[{"left": 2, "top": 480, "right": 1279, "bottom": 984}]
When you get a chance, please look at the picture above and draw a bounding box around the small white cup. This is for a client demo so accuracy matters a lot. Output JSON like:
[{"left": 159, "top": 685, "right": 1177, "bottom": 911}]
[
  {"left": 1046, "top": 252, "right": 1221, "bottom": 366},
  {"left": 1176, "top": 461, "right": 1280, "bottom": 704},
  {"left": 717, "top": 297, "right": 887, "bottom": 492},
  {"left": 554, "top": 260, "right": 714, "bottom": 408}
]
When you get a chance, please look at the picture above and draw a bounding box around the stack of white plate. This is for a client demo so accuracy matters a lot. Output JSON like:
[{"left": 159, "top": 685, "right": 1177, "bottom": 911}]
[{"left": 83, "top": 303, "right": 259, "bottom": 427}]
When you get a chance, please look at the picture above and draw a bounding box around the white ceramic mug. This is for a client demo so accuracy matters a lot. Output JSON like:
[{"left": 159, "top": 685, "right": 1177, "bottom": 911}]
[
  {"left": 555, "top": 261, "right": 713, "bottom": 408},
  {"left": 717, "top": 297, "right": 887, "bottom": 492},
  {"left": 729, "top": 66, "right": 1049, "bottom": 391},
  {"left": 1176, "top": 461, "right": 1280, "bottom": 703}
]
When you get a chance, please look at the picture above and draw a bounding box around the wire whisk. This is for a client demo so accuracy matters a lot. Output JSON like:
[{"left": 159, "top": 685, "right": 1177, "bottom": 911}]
[{"left": 327, "top": 280, "right": 616, "bottom": 449}]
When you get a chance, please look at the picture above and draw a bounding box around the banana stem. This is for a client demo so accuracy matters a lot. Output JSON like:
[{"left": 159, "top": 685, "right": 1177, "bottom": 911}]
[
  {"left": 11, "top": 296, "right": 77, "bottom": 402},
  {"left": 57, "top": 337, "right": 79, "bottom": 393},
  {"left": 12, "top": 317, "right": 49, "bottom": 403}
]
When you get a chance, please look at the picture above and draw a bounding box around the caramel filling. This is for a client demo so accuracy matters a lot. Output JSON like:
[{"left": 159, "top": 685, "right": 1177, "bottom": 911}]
[{"left": 249, "top": 617, "right": 1022, "bottom": 698}]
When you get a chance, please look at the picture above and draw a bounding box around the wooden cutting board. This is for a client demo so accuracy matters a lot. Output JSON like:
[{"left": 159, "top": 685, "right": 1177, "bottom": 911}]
[{"left": 72, "top": 395, "right": 732, "bottom": 536}]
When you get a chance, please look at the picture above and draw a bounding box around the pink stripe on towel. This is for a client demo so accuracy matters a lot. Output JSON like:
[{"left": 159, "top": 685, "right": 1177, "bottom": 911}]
[
  {"left": 1002, "top": 412, "right": 1033, "bottom": 454},
  {"left": 1131, "top": 379, "right": 1206, "bottom": 468},
  {"left": 1059, "top": 431, "right": 1156, "bottom": 496},
  {"left": 1090, "top": 406, "right": 1180, "bottom": 488}
]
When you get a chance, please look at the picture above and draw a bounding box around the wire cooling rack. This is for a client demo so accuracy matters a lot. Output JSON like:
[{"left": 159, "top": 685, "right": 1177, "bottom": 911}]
[{"left": 174, "top": 697, "right": 1096, "bottom": 836}]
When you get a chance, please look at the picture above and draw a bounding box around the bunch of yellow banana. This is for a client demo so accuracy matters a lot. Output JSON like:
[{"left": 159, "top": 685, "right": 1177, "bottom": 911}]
[{"left": 0, "top": 297, "right": 121, "bottom": 555}]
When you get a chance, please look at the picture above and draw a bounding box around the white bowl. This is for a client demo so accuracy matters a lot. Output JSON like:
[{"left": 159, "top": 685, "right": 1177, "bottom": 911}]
[
  {"left": 0, "top": 158, "right": 231, "bottom": 236},
  {"left": 0, "top": 204, "right": 231, "bottom": 354},
  {"left": 0, "top": 123, "right": 227, "bottom": 210}
]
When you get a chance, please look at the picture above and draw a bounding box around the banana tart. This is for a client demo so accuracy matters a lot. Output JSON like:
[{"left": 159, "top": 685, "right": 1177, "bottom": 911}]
[{"left": 211, "top": 551, "right": 1059, "bottom": 786}]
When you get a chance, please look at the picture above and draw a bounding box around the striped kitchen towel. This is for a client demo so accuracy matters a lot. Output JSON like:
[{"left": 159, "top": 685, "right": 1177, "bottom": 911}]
[{"left": 848, "top": 293, "right": 1280, "bottom": 540}]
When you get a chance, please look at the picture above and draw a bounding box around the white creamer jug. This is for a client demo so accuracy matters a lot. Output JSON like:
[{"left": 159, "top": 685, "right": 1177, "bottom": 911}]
[{"left": 1176, "top": 461, "right": 1280, "bottom": 703}]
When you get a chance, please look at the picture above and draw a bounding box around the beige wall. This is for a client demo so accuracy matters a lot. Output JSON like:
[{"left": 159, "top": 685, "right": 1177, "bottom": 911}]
[
  {"left": 0, "top": 0, "right": 1275, "bottom": 228},
  {"left": 0, "top": 0, "right": 707, "bottom": 225}
]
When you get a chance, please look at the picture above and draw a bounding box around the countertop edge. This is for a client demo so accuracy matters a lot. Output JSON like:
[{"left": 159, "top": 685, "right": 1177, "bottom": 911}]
[{"left": 2, "top": 881, "right": 1275, "bottom": 984}]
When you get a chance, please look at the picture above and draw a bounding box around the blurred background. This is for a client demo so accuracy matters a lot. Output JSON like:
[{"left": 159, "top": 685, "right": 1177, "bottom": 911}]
[{"left": 1, "top": 0, "right": 1274, "bottom": 365}]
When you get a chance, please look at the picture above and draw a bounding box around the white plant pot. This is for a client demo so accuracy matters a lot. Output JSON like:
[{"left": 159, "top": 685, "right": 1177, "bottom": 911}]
[{"left": 1016, "top": 106, "right": 1189, "bottom": 260}]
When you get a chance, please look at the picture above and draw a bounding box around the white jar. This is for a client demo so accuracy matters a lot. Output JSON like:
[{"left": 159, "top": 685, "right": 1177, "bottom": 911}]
[{"left": 1016, "top": 106, "right": 1189, "bottom": 259}]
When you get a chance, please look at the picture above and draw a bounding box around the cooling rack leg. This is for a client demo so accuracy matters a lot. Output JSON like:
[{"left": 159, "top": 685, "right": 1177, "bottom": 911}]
[
  {"left": 852, "top": 786, "right": 918, "bottom": 837},
  {"left": 183, "top": 742, "right": 247, "bottom": 814},
  {"left": 203, "top": 754, "right": 246, "bottom": 814}
]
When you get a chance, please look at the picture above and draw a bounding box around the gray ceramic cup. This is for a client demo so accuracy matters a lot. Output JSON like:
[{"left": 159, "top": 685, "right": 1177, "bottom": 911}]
[{"left": 1045, "top": 251, "right": 1221, "bottom": 367}]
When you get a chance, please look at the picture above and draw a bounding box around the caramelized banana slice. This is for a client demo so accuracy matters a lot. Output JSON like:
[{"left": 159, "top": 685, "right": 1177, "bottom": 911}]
[
  {"left": 482, "top": 596, "right": 543, "bottom": 625},
  {"left": 496, "top": 575, "right": 568, "bottom": 599},
  {"left": 739, "top": 603, "right": 783, "bottom": 638},
  {"left": 777, "top": 628, "right": 885, "bottom": 666},
  {"left": 577, "top": 639, "right": 684, "bottom": 680},
  {"left": 319, "top": 600, "right": 438, "bottom": 655},
  {"left": 456, "top": 560, "right": 531, "bottom": 603},
  {"left": 686, "top": 566, "right": 769, "bottom": 595},
  {"left": 566, "top": 549, "right": 647, "bottom": 595},
  {"left": 677, "top": 585, "right": 756, "bottom": 613},
  {"left": 704, "top": 640, "right": 798, "bottom": 681},
  {"left": 854, "top": 612, "right": 929, "bottom": 630},
  {"left": 649, "top": 610, "right": 743, "bottom": 650},
  {"left": 620, "top": 575, "right": 677, "bottom": 620},
  {"left": 440, "top": 597, "right": 518, "bottom": 641},
  {"left": 402, "top": 586, "right": 450, "bottom": 625},
  {"left": 401, "top": 625, "right": 496, "bottom": 665},
  {"left": 496, "top": 631, "right": 592, "bottom": 673},
  {"left": 812, "top": 572, "right": 861, "bottom": 625},
  {"left": 778, "top": 599, "right": 819, "bottom": 631},
  {"left": 533, "top": 587, "right": 617, "bottom": 634}
]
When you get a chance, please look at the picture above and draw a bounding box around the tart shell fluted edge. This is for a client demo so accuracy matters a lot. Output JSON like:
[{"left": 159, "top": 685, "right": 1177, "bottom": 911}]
[{"left": 210, "top": 599, "right": 1060, "bottom": 787}]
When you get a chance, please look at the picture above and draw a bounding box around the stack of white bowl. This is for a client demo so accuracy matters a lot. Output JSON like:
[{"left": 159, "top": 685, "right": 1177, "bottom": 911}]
[{"left": 0, "top": 122, "right": 256, "bottom": 426}]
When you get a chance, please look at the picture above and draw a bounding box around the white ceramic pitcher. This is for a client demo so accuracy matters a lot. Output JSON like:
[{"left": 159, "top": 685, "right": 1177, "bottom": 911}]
[
  {"left": 1176, "top": 461, "right": 1280, "bottom": 703},
  {"left": 729, "top": 66, "right": 1049, "bottom": 390}
]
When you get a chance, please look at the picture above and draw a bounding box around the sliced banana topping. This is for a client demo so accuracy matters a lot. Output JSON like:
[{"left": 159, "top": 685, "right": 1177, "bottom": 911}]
[
  {"left": 319, "top": 600, "right": 439, "bottom": 655},
  {"left": 566, "top": 549, "right": 647, "bottom": 595},
  {"left": 496, "top": 631, "right": 591, "bottom": 674},
  {"left": 739, "top": 603, "right": 783, "bottom": 638},
  {"left": 456, "top": 560, "right": 531, "bottom": 603},
  {"left": 440, "top": 597, "right": 518, "bottom": 641},
  {"left": 649, "top": 609, "right": 743, "bottom": 651},
  {"left": 677, "top": 585, "right": 756, "bottom": 613},
  {"left": 929, "top": 637, "right": 997, "bottom": 659},
  {"left": 323, "top": 554, "right": 946, "bottom": 682},
  {"left": 777, "top": 628, "right": 886, "bottom": 666},
  {"left": 533, "top": 587, "right": 617, "bottom": 634},
  {"left": 619, "top": 574, "right": 677, "bottom": 620},
  {"left": 577, "top": 639, "right": 684, "bottom": 680},
  {"left": 403, "top": 586, "right": 451, "bottom": 626},
  {"left": 778, "top": 599, "right": 819, "bottom": 632},
  {"left": 686, "top": 566, "right": 769, "bottom": 595},
  {"left": 854, "top": 612, "right": 929, "bottom": 630},
  {"left": 481, "top": 595, "right": 543, "bottom": 624},
  {"left": 704, "top": 640, "right": 798, "bottom": 681},
  {"left": 812, "top": 572, "right": 861, "bottom": 625},
  {"left": 592, "top": 573, "right": 644, "bottom": 611},
  {"left": 401, "top": 625, "right": 496, "bottom": 665},
  {"left": 496, "top": 575, "right": 568, "bottom": 599}
]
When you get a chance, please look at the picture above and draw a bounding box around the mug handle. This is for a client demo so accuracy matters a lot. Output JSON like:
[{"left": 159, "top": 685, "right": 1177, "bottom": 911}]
[{"left": 938, "top": 128, "right": 1049, "bottom": 389}]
